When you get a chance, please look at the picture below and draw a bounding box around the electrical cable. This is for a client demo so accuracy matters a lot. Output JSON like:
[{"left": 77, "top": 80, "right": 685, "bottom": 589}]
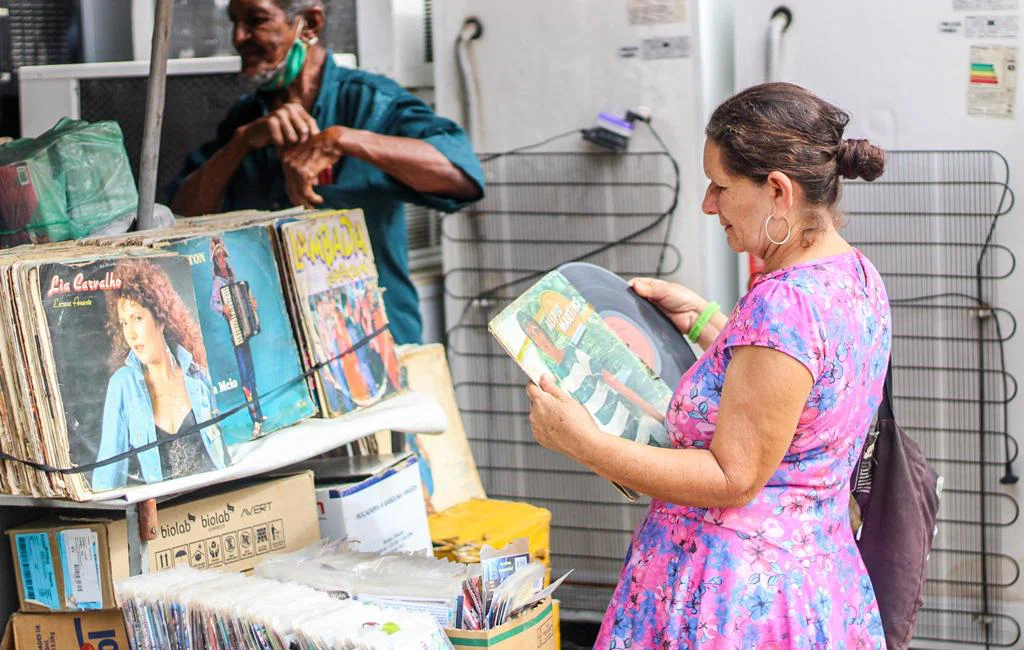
[
  {"left": 478, "top": 130, "right": 585, "bottom": 163},
  {"left": 0, "top": 325, "right": 390, "bottom": 475},
  {"left": 445, "top": 120, "right": 682, "bottom": 337}
]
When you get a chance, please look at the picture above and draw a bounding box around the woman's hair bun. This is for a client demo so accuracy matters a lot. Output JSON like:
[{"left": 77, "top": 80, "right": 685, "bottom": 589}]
[{"left": 837, "top": 138, "right": 886, "bottom": 181}]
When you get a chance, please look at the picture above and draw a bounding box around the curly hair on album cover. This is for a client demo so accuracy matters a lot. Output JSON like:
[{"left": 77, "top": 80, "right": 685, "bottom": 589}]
[{"left": 104, "top": 258, "right": 208, "bottom": 373}]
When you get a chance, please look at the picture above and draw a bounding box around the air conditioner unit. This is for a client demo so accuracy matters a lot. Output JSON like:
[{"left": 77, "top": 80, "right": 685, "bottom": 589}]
[
  {"left": 0, "top": 0, "right": 134, "bottom": 91},
  {"left": 355, "top": 0, "right": 433, "bottom": 89}
]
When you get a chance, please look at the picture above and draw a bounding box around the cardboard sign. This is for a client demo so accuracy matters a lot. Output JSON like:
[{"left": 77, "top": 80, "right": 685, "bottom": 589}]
[{"left": 314, "top": 455, "right": 432, "bottom": 556}]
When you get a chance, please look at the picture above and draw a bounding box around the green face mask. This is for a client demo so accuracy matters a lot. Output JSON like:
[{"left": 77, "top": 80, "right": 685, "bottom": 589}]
[{"left": 259, "top": 19, "right": 308, "bottom": 93}]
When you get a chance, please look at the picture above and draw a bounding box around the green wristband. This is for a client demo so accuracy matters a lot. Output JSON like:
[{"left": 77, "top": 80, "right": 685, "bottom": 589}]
[{"left": 688, "top": 302, "right": 720, "bottom": 343}]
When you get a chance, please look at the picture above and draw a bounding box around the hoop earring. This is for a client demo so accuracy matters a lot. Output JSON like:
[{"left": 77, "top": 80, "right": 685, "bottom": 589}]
[{"left": 764, "top": 213, "right": 792, "bottom": 246}]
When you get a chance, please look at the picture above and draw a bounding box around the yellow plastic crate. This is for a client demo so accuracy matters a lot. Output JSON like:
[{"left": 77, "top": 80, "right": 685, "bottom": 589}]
[
  {"left": 429, "top": 498, "right": 551, "bottom": 575},
  {"left": 553, "top": 599, "right": 561, "bottom": 649}
]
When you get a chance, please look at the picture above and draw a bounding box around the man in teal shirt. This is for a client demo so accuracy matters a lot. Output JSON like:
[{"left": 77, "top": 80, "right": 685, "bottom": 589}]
[{"left": 168, "top": 0, "right": 484, "bottom": 344}]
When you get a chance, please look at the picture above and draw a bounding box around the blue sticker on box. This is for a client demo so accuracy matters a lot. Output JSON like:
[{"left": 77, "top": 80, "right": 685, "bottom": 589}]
[
  {"left": 14, "top": 532, "right": 60, "bottom": 610},
  {"left": 57, "top": 529, "right": 103, "bottom": 610}
]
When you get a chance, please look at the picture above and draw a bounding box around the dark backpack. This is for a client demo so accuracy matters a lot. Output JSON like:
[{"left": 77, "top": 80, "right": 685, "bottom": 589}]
[{"left": 851, "top": 358, "right": 943, "bottom": 650}]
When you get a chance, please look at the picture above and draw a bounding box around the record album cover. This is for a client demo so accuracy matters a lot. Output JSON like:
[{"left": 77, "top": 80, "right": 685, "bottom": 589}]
[
  {"left": 39, "top": 255, "right": 227, "bottom": 492},
  {"left": 489, "top": 270, "right": 673, "bottom": 449},
  {"left": 279, "top": 211, "right": 403, "bottom": 417},
  {"left": 168, "top": 227, "right": 315, "bottom": 446}
]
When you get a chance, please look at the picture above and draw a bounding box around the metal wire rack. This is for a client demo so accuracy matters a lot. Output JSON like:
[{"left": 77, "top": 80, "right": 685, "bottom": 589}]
[
  {"left": 80, "top": 73, "right": 254, "bottom": 203},
  {"left": 442, "top": 150, "right": 680, "bottom": 605},
  {"left": 841, "top": 150, "right": 1019, "bottom": 650},
  {"left": 442, "top": 149, "right": 1020, "bottom": 646},
  {"left": 1, "top": 0, "right": 78, "bottom": 93},
  {"left": 5, "top": 0, "right": 77, "bottom": 70}
]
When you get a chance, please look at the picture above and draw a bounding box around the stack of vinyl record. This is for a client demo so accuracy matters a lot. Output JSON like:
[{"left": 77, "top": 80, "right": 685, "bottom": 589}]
[
  {"left": 0, "top": 208, "right": 403, "bottom": 500},
  {"left": 118, "top": 567, "right": 454, "bottom": 650},
  {"left": 274, "top": 211, "right": 403, "bottom": 418}
]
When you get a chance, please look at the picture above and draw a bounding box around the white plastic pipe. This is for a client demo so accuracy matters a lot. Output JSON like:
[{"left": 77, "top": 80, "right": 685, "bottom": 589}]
[
  {"left": 767, "top": 10, "right": 789, "bottom": 82},
  {"left": 456, "top": 19, "right": 483, "bottom": 150}
]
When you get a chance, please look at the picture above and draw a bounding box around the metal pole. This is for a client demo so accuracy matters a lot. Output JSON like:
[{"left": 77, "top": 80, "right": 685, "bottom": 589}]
[
  {"left": 126, "top": 503, "right": 149, "bottom": 575},
  {"left": 135, "top": 0, "right": 174, "bottom": 231}
]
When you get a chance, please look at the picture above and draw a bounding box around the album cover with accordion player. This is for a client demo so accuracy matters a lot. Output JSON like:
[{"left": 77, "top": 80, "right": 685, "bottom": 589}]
[
  {"left": 220, "top": 280, "right": 261, "bottom": 346},
  {"left": 168, "top": 226, "right": 315, "bottom": 446}
]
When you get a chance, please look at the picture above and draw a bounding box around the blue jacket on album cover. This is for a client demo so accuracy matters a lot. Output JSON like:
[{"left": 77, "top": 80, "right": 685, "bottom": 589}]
[{"left": 92, "top": 345, "right": 226, "bottom": 491}]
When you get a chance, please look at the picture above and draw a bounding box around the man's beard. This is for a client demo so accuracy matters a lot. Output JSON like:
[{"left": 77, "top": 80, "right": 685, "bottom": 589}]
[{"left": 240, "top": 65, "right": 279, "bottom": 88}]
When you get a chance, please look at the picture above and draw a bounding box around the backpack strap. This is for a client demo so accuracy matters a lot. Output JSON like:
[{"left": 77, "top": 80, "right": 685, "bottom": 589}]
[
  {"left": 852, "top": 354, "right": 894, "bottom": 509},
  {"left": 878, "top": 355, "right": 895, "bottom": 422}
]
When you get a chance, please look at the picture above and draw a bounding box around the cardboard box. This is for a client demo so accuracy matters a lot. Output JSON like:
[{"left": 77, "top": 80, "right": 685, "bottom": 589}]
[
  {"left": 552, "top": 599, "right": 560, "bottom": 649},
  {"left": 446, "top": 599, "right": 556, "bottom": 650},
  {"left": 430, "top": 499, "right": 551, "bottom": 577},
  {"left": 7, "top": 521, "right": 115, "bottom": 612},
  {"left": 398, "top": 344, "right": 487, "bottom": 513},
  {"left": 0, "top": 609, "right": 129, "bottom": 650},
  {"left": 308, "top": 453, "right": 432, "bottom": 555},
  {"left": 7, "top": 472, "right": 319, "bottom": 612}
]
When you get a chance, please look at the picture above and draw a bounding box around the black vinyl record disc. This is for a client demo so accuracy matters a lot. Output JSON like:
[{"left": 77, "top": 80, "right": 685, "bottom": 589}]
[{"left": 558, "top": 262, "right": 697, "bottom": 389}]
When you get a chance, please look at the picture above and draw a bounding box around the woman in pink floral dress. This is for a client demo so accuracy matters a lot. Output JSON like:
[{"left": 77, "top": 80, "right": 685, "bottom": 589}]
[{"left": 526, "top": 82, "right": 891, "bottom": 649}]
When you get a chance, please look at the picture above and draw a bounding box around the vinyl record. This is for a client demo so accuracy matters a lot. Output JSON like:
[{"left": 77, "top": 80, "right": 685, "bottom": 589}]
[{"left": 558, "top": 262, "right": 697, "bottom": 388}]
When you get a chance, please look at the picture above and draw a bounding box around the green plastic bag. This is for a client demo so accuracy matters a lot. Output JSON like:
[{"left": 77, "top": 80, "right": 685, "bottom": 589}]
[{"left": 0, "top": 118, "right": 138, "bottom": 247}]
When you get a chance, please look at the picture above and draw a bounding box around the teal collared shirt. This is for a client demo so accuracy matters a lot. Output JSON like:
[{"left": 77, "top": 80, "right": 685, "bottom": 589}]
[{"left": 167, "top": 52, "right": 485, "bottom": 344}]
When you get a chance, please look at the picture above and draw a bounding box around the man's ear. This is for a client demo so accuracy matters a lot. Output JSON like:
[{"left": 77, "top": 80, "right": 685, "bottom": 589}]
[{"left": 301, "top": 7, "right": 326, "bottom": 42}]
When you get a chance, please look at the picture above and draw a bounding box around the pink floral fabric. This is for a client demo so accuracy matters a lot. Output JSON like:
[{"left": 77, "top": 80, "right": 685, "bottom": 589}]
[{"left": 596, "top": 250, "right": 891, "bottom": 649}]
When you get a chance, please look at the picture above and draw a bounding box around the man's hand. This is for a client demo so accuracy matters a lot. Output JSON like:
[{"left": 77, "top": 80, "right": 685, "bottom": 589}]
[
  {"left": 238, "top": 103, "right": 320, "bottom": 151},
  {"left": 280, "top": 126, "right": 346, "bottom": 207}
]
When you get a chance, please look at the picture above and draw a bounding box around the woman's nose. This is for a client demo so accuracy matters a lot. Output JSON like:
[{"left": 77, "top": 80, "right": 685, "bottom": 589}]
[{"left": 702, "top": 187, "right": 718, "bottom": 216}]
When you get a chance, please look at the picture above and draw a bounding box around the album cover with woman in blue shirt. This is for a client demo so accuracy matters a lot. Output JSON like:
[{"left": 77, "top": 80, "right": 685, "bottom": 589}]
[{"left": 39, "top": 254, "right": 226, "bottom": 493}]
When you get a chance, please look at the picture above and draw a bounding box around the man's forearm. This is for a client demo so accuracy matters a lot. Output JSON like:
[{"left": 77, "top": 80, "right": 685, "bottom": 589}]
[
  {"left": 330, "top": 127, "right": 480, "bottom": 200},
  {"left": 170, "top": 133, "right": 251, "bottom": 216}
]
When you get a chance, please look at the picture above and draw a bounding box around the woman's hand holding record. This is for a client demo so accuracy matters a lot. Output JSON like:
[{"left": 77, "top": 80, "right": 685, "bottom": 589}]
[
  {"left": 629, "top": 277, "right": 709, "bottom": 337},
  {"left": 557, "top": 263, "right": 696, "bottom": 389}
]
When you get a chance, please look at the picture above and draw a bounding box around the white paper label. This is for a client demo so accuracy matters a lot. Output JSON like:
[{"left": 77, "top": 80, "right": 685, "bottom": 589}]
[
  {"left": 966, "top": 14, "right": 1020, "bottom": 37},
  {"left": 59, "top": 529, "right": 103, "bottom": 606},
  {"left": 356, "top": 595, "right": 454, "bottom": 628},
  {"left": 628, "top": 0, "right": 686, "bottom": 25},
  {"left": 939, "top": 20, "right": 965, "bottom": 34},
  {"left": 968, "top": 45, "right": 1019, "bottom": 118},
  {"left": 317, "top": 460, "right": 432, "bottom": 556},
  {"left": 955, "top": 0, "right": 1019, "bottom": 10},
  {"left": 641, "top": 36, "right": 692, "bottom": 59}
]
